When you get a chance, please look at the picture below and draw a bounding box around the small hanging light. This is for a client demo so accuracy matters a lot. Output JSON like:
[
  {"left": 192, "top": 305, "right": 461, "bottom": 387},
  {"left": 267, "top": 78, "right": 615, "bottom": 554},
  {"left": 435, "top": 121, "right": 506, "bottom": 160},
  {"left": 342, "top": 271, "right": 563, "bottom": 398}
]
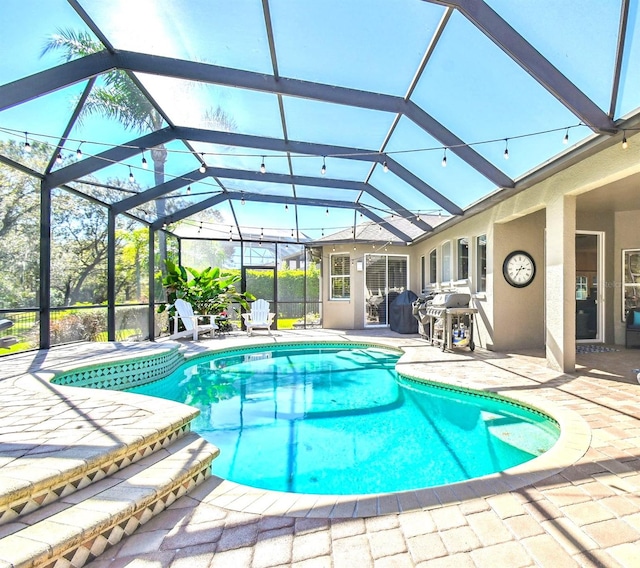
[
  {"left": 56, "top": 152, "right": 63, "bottom": 164},
  {"left": 441, "top": 148, "right": 447, "bottom": 167},
  {"left": 162, "top": 223, "right": 167, "bottom": 230},
  {"left": 321, "top": 228, "right": 325, "bottom": 237},
  {"left": 199, "top": 153, "right": 206, "bottom": 173},
  {"left": 76, "top": 142, "right": 83, "bottom": 158},
  {"left": 622, "top": 131, "right": 628, "bottom": 150},
  {"left": 128, "top": 166, "right": 134, "bottom": 181},
  {"left": 325, "top": 208, "right": 329, "bottom": 216},
  {"left": 321, "top": 157, "right": 326, "bottom": 175},
  {"left": 260, "top": 156, "right": 266, "bottom": 174},
  {"left": 241, "top": 193, "right": 246, "bottom": 205},
  {"left": 563, "top": 129, "right": 569, "bottom": 145},
  {"left": 503, "top": 139, "right": 509, "bottom": 160},
  {"left": 382, "top": 160, "right": 389, "bottom": 173},
  {"left": 23, "top": 132, "right": 31, "bottom": 153},
  {"left": 186, "top": 185, "right": 191, "bottom": 195},
  {"left": 141, "top": 150, "right": 148, "bottom": 169},
  {"left": 291, "top": 229, "right": 294, "bottom": 238},
  {"left": 285, "top": 203, "right": 289, "bottom": 211}
]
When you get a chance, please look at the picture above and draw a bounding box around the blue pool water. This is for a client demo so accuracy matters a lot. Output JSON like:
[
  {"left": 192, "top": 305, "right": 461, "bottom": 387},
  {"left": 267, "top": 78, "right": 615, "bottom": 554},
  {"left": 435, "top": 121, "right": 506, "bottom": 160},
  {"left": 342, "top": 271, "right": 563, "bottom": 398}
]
[{"left": 127, "top": 344, "right": 559, "bottom": 495}]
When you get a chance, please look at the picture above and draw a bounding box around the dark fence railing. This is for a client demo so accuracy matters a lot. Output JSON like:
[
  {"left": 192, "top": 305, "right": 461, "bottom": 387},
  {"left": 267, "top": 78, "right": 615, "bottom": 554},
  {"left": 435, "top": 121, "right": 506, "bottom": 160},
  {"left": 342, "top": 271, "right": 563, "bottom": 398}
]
[{"left": 1, "top": 298, "right": 321, "bottom": 356}]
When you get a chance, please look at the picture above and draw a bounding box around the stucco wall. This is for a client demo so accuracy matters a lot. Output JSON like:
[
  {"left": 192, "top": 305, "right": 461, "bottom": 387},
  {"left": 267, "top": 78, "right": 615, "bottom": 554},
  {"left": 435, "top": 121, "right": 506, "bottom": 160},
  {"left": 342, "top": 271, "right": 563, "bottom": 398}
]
[
  {"left": 322, "top": 244, "right": 410, "bottom": 330},
  {"left": 493, "top": 210, "right": 546, "bottom": 350}
]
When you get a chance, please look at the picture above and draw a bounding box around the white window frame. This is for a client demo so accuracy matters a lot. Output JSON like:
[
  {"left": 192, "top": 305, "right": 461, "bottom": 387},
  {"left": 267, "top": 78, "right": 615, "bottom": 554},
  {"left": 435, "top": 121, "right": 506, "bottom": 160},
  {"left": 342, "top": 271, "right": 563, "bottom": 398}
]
[
  {"left": 329, "top": 253, "right": 351, "bottom": 300},
  {"left": 476, "top": 234, "right": 487, "bottom": 293},
  {"left": 441, "top": 241, "right": 452, "bottom": 283},
  {"left": 456, "top": 237, "right": 469, "bottom": 281}
]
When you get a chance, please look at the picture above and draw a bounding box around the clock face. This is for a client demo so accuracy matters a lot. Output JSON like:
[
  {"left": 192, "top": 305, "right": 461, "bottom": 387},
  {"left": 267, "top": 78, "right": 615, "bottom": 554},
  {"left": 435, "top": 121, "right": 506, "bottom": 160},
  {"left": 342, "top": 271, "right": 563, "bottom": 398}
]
[{"left": 503, "top": 251, "right": 536, "bottom": 288}]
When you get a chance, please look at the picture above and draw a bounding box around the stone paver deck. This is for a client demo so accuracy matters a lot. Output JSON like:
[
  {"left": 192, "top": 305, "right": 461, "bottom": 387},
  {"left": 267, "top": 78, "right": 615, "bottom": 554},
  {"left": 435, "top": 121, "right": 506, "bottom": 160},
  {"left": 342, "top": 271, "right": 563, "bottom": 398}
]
[{"left": 1, "top": 328, "right": 639, "bottom": 567}]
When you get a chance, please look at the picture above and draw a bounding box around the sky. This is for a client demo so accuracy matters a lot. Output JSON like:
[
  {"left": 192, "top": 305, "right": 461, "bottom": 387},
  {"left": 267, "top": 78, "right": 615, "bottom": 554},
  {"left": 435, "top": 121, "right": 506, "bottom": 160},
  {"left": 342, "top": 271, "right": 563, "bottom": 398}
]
[{"left": 1, "top": 0, "right": 639, "bottom": 241}]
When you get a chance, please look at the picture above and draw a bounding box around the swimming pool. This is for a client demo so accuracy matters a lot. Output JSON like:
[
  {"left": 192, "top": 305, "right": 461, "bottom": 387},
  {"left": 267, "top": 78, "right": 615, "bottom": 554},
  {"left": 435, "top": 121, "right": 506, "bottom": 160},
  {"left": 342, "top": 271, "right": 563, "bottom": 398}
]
[{"left": 127, "top": 343, "right": 560, "bottom": 495}]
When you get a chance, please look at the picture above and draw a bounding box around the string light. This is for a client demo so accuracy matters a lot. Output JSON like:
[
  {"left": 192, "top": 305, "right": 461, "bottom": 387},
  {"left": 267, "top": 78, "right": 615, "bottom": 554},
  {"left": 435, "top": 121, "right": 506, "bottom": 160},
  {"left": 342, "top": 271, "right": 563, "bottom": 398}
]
[
  {"left": 141, "top": 150, "right": 148, "bottom": 169},
  {"left": 622, "top": 131, "right": 628, "bottom": 150},
  {"left": 260, "top": 156, "right": 266, "bottom": 174},
  {"left": 23, "top": 132, "right": 31, "bottom": 153},
  {"left": 128, "top": 166, "right": 134, "bottom": 181},
  {"left": 186, "top": 185, "right": 191, "bottom": 194},
  {"left": 56, "top": 152, "right": 63, "bottom": 164},
  {"left": 199, "top": 153, "right": 206, "bottom": 173},
  {"left": 162, "top": 223, "right": 167, "bottom": 230},
  {"left": 563, "top": 129, "right": 569, "bottom": 145},
  {"left": 441, "top": 148, "right": 447, "bottom": 167},
  {"left": 325, "top": 208, "right": 329, "bottom": 216},
  {"left": 382, "top": 161, "right": 388, "bottom": 173},
  {"left": 285, "top": 203, "right": 288, "bottom": 211},
  {"left": 503, "top": 139, "right": 509, "bottom": 160},
  {"left": 76, "top": 142, "right": 83, "bottom": 158},
  {"left": 321, "top": 157, "right": 326, "bottom": 175},
  {"left": 241, "top": 193, "right": 245, "bottom": 205}
]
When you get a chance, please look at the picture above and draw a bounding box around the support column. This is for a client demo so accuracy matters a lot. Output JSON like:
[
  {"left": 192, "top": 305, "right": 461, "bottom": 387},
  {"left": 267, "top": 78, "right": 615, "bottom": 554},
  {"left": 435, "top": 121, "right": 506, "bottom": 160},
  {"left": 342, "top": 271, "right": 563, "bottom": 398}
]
[
  {"left": 107, "top": 209, "right": 116, "bottom": 341},
  {"left": 148, "top": 227, "right": 156, "bottom": 341},
  {"left": 545, "top": 194, "right": 576, "bottom": 372},
  {"left": 39, "top": 181, "right": 51, "bottom": 350}
]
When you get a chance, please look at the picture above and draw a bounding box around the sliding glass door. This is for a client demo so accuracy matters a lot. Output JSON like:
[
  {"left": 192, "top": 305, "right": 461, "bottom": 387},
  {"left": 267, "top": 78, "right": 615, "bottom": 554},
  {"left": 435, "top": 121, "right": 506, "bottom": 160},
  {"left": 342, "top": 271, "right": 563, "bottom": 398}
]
[{"left": 364, "top": 254, "right": 408, "bottom": 326}]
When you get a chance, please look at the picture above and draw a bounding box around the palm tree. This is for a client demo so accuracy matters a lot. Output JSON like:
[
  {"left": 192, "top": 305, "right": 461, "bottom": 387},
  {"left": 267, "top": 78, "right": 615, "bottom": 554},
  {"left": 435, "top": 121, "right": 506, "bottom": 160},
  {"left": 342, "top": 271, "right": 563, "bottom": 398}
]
[{"left": 42, "top": 29, "right": 235, "bottom": 273}]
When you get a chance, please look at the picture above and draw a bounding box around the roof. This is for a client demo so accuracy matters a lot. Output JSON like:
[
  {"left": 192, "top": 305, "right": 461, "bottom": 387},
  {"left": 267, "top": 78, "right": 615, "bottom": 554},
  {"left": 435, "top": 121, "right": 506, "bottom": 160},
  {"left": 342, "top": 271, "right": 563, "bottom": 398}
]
[{"left": 1, "top": 0, "right": 638, "bottom": 245}]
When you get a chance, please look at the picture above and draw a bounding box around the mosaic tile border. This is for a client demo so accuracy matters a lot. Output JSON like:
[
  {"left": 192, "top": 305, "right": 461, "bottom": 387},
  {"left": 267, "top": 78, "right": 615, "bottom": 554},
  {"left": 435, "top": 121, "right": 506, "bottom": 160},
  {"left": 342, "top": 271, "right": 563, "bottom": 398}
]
[{"left": 51, "top": 346, "right": 184, "bottom": 390}]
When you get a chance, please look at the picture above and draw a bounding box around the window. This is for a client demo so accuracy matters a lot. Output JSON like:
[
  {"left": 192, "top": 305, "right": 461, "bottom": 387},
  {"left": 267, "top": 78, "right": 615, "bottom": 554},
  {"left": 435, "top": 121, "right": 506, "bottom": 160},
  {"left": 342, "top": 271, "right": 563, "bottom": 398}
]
[
  {"left": 330, "top": 253, "right": 350, "bottom": 299},
  {"left": 429, "top": 249, "right": 437, "bottom": 283},
  {"left": 441, "top": 241, "right": 451, "bottom": 282},
  {"left": 476, "top": 235, "right": 487, "bottom": 292},
  {"left": 623, "top": 249, "right": 640, "bottom": 320},
  {"left": 457, "top": 238, "right": 469, "bottom": 280}
]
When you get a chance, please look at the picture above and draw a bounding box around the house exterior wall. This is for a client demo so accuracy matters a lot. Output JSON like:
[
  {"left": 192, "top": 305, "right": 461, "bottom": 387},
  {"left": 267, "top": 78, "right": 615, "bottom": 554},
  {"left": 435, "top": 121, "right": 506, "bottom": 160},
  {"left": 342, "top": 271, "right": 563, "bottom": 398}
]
[
  {"left": 321, "top": 132, "right": 640, "bottom": 365},
  {"left": 322, "top": 244, "right": 410, "bottom": 330}
]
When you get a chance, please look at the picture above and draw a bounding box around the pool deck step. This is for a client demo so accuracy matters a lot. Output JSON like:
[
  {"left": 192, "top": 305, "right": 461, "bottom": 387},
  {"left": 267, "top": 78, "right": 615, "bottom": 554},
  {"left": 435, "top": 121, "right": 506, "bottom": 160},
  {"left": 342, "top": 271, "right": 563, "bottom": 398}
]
[{"left": 0, "top": 432, "right": 219, "bottom": 568}]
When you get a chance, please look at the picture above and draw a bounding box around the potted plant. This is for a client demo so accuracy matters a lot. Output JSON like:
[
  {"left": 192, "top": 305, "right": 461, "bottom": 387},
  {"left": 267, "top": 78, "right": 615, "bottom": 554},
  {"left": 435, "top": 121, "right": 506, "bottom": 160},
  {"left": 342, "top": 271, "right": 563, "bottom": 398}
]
[{"left": 158, "top": 261, "right": 255, "bottom": 329}]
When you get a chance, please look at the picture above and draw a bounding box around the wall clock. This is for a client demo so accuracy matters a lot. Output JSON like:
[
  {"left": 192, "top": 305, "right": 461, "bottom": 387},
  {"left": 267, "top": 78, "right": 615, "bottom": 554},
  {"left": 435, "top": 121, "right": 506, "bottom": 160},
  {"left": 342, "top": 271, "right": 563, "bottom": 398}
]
[{"left": 502, "top": 250, "right": 536, "bottom": 288}]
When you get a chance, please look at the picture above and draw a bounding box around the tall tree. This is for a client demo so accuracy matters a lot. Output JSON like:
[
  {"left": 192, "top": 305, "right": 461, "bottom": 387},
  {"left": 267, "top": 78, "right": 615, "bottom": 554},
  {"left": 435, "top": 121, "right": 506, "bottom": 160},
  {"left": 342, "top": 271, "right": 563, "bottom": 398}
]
[{"left": 42, "top": 29, "right": 234, "bottom": 275}]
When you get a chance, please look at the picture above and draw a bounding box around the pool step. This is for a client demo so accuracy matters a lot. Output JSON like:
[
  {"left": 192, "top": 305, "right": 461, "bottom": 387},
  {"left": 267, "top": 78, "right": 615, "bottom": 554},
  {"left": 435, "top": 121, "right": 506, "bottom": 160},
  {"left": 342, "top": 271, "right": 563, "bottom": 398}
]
[
  {"left": 0, "top": 406, "right": 199, "bottom": 527},
  {"left": 335, "top": 348, "right": 397, "bottom": 365},
  {"left": 0, "top": 432, "right": 219, "bottom": 568}
]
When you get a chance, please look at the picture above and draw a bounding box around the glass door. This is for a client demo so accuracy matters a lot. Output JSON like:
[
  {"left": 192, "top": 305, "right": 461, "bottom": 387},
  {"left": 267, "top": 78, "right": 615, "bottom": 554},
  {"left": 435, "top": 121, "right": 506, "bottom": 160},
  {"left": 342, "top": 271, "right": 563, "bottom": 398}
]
[
  {"left": 364, "top": 254, "right": 408, "bottom": 326},
  {"left": 575, "top": 232, "right": 603, "bottom": 342}
]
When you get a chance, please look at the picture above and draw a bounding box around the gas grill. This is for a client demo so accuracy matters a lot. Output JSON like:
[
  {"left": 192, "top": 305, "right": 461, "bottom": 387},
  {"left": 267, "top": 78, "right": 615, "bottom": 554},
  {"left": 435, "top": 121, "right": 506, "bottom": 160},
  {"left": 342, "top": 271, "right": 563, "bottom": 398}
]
[{"left": 413, "top": 293, "right": 477, "bottom": 351}]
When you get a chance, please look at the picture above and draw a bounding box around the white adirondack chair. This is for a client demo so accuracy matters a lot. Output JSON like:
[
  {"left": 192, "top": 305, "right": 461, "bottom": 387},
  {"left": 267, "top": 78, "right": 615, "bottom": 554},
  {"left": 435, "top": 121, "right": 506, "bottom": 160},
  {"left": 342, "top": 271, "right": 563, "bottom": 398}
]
[
  {"left": 241, "top": 299, "right": 275, "bottom": 336},
  {"left": 171, "top": 299, "right": 218, "bottom": 340}
]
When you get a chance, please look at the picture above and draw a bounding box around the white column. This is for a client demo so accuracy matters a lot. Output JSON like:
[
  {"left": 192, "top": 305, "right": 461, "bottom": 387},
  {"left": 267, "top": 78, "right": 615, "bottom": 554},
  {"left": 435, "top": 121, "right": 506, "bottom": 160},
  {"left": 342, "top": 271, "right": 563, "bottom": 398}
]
[{"left": 545, "top": 194, "right": 576, "bottom": 372}]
